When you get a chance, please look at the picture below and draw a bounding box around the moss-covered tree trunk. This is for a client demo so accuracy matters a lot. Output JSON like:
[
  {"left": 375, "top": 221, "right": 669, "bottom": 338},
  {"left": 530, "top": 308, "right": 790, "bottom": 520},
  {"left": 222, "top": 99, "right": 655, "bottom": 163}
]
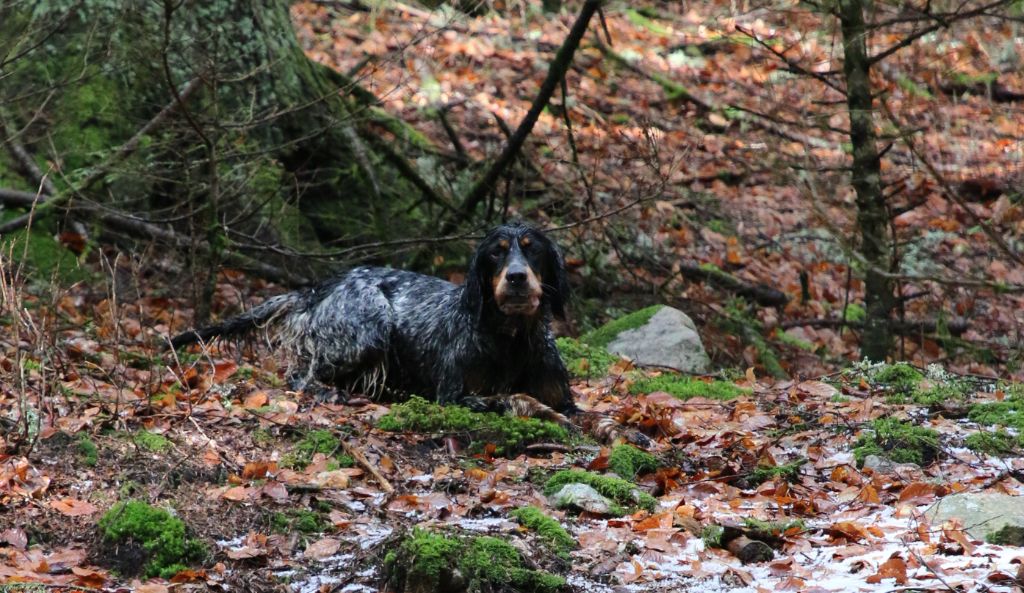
[
  {"left": 2, "top": 0, "right": 421, "bottom": 286},
  {"left": 838, "top": 0, "right": 894, "bottom": 361}
]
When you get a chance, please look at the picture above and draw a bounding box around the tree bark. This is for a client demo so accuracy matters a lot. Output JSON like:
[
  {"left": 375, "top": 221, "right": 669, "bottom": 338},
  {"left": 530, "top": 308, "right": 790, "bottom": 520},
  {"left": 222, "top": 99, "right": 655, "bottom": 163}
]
[{"left": 838, "top": 0, "right": 894, "bottom": 361}]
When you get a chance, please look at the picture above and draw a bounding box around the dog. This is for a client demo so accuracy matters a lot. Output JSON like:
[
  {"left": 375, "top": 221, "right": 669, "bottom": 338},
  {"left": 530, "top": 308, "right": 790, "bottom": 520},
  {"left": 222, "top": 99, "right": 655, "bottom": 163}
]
[{"left": 170, "top": 222, "right": 576, "bottom": 423}]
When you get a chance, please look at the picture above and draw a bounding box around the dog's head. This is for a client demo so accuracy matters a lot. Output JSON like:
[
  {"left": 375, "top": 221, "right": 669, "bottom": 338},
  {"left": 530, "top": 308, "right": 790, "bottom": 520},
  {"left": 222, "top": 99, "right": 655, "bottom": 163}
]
[{"left": 464, "top": 222, "right": 570, "bottom": 322}]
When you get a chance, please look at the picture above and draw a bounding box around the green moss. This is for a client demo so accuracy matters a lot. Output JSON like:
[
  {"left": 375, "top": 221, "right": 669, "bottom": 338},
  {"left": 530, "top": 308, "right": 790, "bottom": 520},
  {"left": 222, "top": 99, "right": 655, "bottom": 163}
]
[
  {"left": 630, "top": 374, "right": 749, "bottom": 401},
  {"left": 964, "top": 430, "right": 1019, "bottom": 456},
  {"left": 387, "top": 529, "right": 563, "bottom": 593},
  {"left": 580, "top": 305, "right": 663, "bottom": 348},
  {"left": 377, "top": 396, "right": 568, "bottom": 456},
  {"left": 872, "top": 363, "right": 924, "bottom": 392},
  {"left": 390, "top": 529, "right": 463, "bottom": 591},
  {"left": 748, "top": 459, "right": 807, "bottom": 485},
  {"left": 270, "top": 512, "right": 290, "bottom": 533},
  {"left": 544, "top": 469, "right": 656, "bottom": 514},
  {"left": 625, "top": 8, "right": 670, "bottom": 35},
  {"left": 98, "top": 501, "right": 205, "bottom": 578},
  {"left": 77, "top": 433, "right": 99, "bottom": 467},
  {"left": 909, "top": 382, "right": 971, "bottom": 406},
  {"left": 843, "top": 303, "right": 866, "bottom": 323},
  {"left": 774, "top": 328, "right": 816, "bottom": 352},
  {"left": 986, "top": 525, "right": 1024, "bottom": 546},
  {"left": 556, "top": 337, "right": 620, "bottom": 379},
  {"left": 742, "top": 517, "right": 806, "bottom": 535},
  {"left": 463, "top": 536, "right": 565, "bottom": 593},
  {"left": 292, "top": 509, "right": 327, "bottom": 533},
  {"left": 133, "top": 430, "right": 171, "bottom": 453},
  {"left": 969, "top": 397, "right": 1024, "bottom": 431},
  {"left": 509, "top": 506, "right": 575, "bottom": 558},
  {"left": 953, "top": 71, "right": 999, "bottom": 86},
  {"left": 280, "top": 429, "right": 340, "bottom": 469},
  {"left": 0, "top": 227, "right": 90, "bottom": 285},
  {"left": 608, "top": 445, "right": 658, "bottom": 479},
  {"left": 852, "top": 418, "right": 940, "bottom": 467},
  {"left": 701, "top": 524, "right": 724, "bottom": 548}
]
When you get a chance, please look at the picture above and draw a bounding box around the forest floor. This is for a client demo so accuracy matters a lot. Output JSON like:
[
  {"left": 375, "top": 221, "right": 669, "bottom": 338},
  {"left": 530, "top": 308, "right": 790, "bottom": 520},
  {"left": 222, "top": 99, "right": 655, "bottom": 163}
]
[{"left": 3, "top": 1, "right": 1024, "bottom": 592}]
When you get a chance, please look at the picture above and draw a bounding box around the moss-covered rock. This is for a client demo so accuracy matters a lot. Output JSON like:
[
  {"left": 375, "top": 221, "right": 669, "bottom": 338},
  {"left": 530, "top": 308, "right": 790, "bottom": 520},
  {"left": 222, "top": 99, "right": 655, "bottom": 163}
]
[
  {"left": 385, "top": 529, "right": 564, "bottom": 593},
  {"left": 579, "top": 305, "right": 663, "bottom": 349},
  {"left": 607, "top": 444, "right": 658, "bottom": 479},
  {"left": 97, "top": 501, "right": 205, "bottom": 578},
  {"left": 852, "top": 418, "right": 940, "bottom": 467},
  {"left": 544, "top": 469, "right": 656, "bottom": 514},
  {"left": 377, "top": 396, "right": 568, "bottom": 456}
]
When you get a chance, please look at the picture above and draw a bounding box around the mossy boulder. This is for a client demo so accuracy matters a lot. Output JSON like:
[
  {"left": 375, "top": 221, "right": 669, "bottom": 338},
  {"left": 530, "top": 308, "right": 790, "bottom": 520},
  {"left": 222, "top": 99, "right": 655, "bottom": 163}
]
[
  {"left": 544, "top": 469, "right": 656, "bottom": 515},
  {"left": 97, "top": 501, "right": 206, "bottom": 578},
  {"left": 598, "top": 306, "right": 710, "bottom": 373}
]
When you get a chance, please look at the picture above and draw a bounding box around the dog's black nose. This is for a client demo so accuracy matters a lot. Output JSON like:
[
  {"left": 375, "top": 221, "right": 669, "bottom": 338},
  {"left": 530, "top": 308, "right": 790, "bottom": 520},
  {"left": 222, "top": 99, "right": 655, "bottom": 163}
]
[{"left": 506, "top": 269, "right": 527, "bottom": 285}]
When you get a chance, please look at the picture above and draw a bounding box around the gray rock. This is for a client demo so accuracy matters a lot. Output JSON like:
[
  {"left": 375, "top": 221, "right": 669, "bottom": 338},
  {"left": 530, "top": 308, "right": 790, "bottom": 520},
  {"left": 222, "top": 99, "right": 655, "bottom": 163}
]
[
  {"left": 605, "top": 306, "right": 710, "bottom": 373},
  {"left": 862, "top": 455, "right": 897, "bottom": 474},
  {"left": 550, "top": 483, "right": 615, "bottom": 515},
  {"left": 926, "top": 492, "right": 1024, "bottom": 540}
]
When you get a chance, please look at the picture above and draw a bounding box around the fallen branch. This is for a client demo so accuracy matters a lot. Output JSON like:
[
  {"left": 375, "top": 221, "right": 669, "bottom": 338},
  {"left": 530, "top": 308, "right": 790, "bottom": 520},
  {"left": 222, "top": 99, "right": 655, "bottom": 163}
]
[
  {"left": 678, "top": 262, "right": 790, "bottom": 307},
  {"left": 0, "top": 187, "right": 43, "bottom": 208},
  {"left": 341, "top": 439, "right": 394, "bottom": 494},
  {"left": 780, "top": 317, "right": 968, "bottom": 337},
  {"left": 1, "top": 117, "right": 58, "bottom": 198}
]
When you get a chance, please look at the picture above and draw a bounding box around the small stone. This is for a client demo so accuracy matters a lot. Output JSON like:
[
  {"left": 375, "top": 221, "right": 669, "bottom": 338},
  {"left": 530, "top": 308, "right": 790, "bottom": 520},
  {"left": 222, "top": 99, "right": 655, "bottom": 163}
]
[{"left": 550, "top": 483, "right": 615, "bottom": 515}]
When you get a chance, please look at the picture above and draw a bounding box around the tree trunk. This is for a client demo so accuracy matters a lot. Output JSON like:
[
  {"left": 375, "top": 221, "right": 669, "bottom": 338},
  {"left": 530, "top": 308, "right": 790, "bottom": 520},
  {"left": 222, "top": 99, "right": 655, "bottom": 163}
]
[{"left": 838, "top": 0, "right": 894, "bottom": 361}]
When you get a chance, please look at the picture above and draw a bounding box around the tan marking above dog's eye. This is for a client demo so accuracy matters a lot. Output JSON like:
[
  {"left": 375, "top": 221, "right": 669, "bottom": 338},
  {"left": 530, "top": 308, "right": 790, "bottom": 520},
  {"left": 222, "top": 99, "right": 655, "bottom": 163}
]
[
  {"left": 498, "top": 239, "right": 510, "bottom": 250},
  {"left": 520, "top": 237, "right": 532, "bottom": 247}
]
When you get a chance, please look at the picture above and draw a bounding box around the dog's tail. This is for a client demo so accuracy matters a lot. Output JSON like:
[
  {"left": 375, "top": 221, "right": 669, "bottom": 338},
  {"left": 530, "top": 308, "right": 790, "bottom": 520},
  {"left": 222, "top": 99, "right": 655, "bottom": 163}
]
[{"left": 168, "top": 293, "right": 300, "bottom": 350}]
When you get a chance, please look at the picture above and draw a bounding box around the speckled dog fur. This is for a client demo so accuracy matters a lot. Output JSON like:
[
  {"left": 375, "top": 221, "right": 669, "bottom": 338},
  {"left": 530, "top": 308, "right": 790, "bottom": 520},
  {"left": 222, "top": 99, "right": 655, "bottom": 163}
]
[{"left": 170, "top": 223, "right": 576, "bottom": 418}]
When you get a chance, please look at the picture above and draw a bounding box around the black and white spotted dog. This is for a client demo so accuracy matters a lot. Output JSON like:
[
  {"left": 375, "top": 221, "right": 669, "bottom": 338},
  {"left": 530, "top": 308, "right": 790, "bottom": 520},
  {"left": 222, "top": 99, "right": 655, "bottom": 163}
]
[{"left": 170, "top": 222, "right": 576, "bottom": 422}]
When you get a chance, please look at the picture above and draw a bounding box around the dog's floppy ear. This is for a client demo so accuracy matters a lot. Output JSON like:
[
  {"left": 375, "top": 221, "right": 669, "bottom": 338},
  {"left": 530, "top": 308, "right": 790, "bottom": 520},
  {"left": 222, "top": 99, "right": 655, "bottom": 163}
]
[
  {"left": 540, "top": 234, "right": 571, "bottom": 320},
  {"left": 462, "top": 239, "right": 493, "bottom": 323}
]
